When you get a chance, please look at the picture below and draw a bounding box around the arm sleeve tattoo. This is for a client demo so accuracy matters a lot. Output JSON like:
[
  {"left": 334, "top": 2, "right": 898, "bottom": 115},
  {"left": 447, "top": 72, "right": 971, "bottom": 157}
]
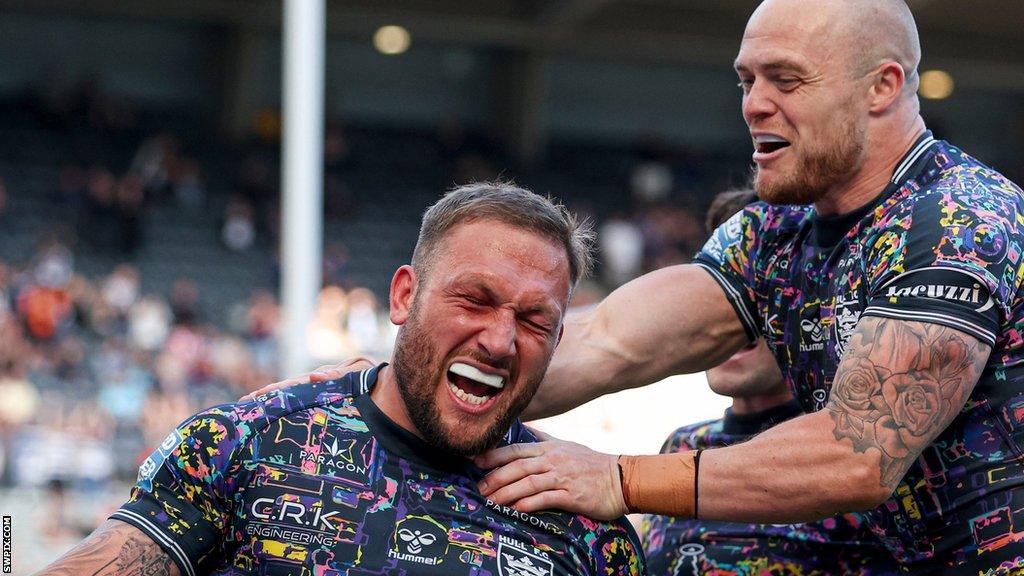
[
  {"left": 826, "top": 317, "right": 989, "bottom": 488},
  {"left": 34, "top": 519, "right": 179, "bottom": 576}
]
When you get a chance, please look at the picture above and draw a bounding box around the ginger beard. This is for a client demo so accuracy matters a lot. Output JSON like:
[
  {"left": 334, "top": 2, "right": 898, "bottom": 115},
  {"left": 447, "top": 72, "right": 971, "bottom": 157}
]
[
  {"left": 754, "top": 95, "right": 867, "bottom": 206},
  {"left": 391, "top": 295, "right": 549, "bottom": 457}
]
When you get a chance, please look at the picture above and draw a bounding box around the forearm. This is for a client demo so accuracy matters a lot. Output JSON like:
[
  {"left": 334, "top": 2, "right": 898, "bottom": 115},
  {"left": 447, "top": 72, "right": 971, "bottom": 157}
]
[
  {"left": 698, "top": 410, "right": 889, "bottom": 523},
  {"left": 671, "top": 318, "right": 985, "bottom": 523},
  {"left": 524, "top": 265, "right": 747, "bottom": 420},
  {"left": 34, "top": 519, "right": 180, "bottom": 576}
]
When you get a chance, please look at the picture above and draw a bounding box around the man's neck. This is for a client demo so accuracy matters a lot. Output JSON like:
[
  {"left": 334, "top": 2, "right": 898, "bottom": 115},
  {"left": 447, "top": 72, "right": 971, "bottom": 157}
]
[
  {"left": 731, "top": 389, "right": 797, "bottom": 415},
  {"left": 370, "top": 364, "right": 423, "bottom": 439},
  {"left": 813, "top": 116, "right": 927, "bottom": 217}
]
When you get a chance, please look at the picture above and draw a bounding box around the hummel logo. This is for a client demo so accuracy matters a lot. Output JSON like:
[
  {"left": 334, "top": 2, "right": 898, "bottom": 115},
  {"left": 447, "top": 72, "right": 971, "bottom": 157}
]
[{"left": 398, "top": 528, "right": 437, "bottom": 554}]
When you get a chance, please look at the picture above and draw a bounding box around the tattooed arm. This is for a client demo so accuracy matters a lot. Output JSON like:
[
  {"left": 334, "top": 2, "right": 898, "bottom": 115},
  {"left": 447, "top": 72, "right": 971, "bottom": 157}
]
[
  {"left": 33, "top": 519, "right": 179, "bottom": 576},
  {"left": 696, "top": 316, "right": 987, "bottom": 523}
]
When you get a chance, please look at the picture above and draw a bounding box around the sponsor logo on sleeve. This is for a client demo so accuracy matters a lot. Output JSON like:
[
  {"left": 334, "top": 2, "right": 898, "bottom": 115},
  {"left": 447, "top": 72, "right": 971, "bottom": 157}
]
[
  {"left": 701, "top": 209, "right": 744, "bottom": 261},
  {"left": 880, "top": 268, "right": 994, "bottom": 313},
  {"left": 138, "top": 430, "right": 182, "bottom": 491}
]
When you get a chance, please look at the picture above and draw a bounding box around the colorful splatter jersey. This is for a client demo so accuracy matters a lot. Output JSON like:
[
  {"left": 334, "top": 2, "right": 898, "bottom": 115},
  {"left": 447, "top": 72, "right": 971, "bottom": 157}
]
[
  {"left": 694, "top": 132, "right": 1024, "bottom": 574},
  {"left": 111, "top": 365, "right": 645, "bottom": 576},
  {"left": 642, "top": 400, "right": 900, "bottom": 575}
]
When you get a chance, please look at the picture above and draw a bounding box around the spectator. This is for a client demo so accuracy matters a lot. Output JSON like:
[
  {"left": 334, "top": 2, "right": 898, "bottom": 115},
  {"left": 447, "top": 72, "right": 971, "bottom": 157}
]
[
  {"left": 221, "top": 195, "right": 257, "bottom": 251},
  {"left": 100, "top": 265, "right": 139, "bottom": 322},
  {"left": 173, "top": 158, "right": 206, "bottom": 209},
  {"left": 599, "top": 213, "right": 644, "bottom": 287},
  {"left": 169, "top": 278, "right": 202, "bottom": 326},
  {"left": 128, "top": 295, "right": 171, "bottom": 352},
  {"left": 115, "top": 174, "right": 144, "bottom": 256}
]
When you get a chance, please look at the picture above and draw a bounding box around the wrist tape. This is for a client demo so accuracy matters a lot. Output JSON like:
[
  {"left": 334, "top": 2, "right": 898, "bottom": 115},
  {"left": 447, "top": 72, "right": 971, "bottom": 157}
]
[{"left": 617, "top": 450, "right": 701, "bottom": 517}]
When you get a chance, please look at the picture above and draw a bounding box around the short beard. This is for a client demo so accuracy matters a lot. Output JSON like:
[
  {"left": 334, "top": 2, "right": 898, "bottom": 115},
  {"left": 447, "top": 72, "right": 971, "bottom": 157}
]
[
  {"left": 391, "top": 307, "right": 541, "bottom": 457},
  {"left": 754, "top": 113, "right": 866, "bottom": 206}
]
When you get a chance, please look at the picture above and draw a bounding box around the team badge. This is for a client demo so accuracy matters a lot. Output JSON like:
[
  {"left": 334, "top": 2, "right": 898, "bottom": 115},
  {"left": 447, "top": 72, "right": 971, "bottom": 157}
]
[{"left": 497, "top": 541, "right": 554, "bottom": 576}]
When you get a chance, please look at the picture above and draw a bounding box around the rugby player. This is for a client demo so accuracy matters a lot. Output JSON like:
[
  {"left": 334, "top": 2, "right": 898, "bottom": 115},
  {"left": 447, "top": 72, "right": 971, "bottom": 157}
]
[
  {"left": 642, "top": 189, "right": 897, "bottom": 575},
  {"left": 34, "top": 183, "right": 645, "bottom": 576},
  {"left": 469, "top": 1, "right": 1024, "bottom": 573}
]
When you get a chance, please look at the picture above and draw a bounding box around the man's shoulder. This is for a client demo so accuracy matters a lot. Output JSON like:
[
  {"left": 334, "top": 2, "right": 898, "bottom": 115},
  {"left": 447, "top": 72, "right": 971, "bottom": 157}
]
[
  {"left": 697, "top": 200, "right": 810, "bottom": 264},
  {"left": 871, "top": 142, "right": 1024, "bottom": 241},
  {"left": 918, "top": 141, "right": 1023, "bottom": 203},
  {"left": 186, "top": 371, "right": 369, "bottom": 443}
]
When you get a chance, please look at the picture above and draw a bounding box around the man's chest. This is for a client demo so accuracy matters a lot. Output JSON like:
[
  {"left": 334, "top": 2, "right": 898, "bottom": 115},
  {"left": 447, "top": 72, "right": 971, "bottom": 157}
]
[
  {"left": 218, "top": 428, "right": 591, "bottom": 575},
  {"left": 757, "top": 240, "right": 868, "bottom": 410}
]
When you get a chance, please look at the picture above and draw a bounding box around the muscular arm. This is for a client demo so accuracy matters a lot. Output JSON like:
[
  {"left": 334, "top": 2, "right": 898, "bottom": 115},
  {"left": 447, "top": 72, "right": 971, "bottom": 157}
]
[
  {"left": 34, "top": 519, "right": 179, "bottom": 576},
  {"left": 524, "top": 264, "right": 749, "bottom": 419},
  {"left": 700, "top": 316, "right": 986, "bottom": 522}
]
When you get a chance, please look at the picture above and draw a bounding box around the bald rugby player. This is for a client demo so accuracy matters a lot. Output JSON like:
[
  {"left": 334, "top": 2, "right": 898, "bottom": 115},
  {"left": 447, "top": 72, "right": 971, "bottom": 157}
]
[{"left": 468, "top": 1, "right": 1024, "bottom": 573}]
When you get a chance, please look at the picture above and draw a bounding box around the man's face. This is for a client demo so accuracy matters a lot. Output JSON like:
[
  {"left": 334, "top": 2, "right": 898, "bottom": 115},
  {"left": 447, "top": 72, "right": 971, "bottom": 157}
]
[
  {"left": 705, "top": 338, "right": 786, "bottom": 399},
  {"left": 735, "top": 0, "right": 870, "bottom": 205},
  {"left": 391, "top": 220, "right": 571, "bottom": 456}
]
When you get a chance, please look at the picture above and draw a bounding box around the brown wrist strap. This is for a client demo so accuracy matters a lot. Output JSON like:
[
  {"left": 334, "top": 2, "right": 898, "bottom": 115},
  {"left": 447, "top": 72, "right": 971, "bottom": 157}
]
[{"left": 617, "top": 451, "right": 698, "bottom": 517}]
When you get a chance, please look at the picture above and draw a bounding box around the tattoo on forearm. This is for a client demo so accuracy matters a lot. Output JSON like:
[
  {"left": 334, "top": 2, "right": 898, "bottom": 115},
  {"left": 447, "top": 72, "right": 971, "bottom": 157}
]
[
  {"left": 37, "top": 520, "right": 176, "bottom": 576},
  {"left": 826, "top": 317, "right": 986, "bottom": 488}
]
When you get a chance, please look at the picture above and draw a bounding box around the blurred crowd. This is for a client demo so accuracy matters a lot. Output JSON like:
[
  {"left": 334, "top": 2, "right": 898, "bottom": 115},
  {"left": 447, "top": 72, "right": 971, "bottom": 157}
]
[{"left": 0, "top": 241, "right": 396, "bottom": 490}]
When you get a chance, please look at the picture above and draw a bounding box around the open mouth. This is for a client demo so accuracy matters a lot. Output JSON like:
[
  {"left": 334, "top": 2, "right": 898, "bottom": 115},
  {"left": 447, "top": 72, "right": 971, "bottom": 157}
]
[
  {"left": 753, "top": 134, "right": 791, "bottom": 156},
  {"left": 446, "top": 362, "right": 505, "bottom": 406}
]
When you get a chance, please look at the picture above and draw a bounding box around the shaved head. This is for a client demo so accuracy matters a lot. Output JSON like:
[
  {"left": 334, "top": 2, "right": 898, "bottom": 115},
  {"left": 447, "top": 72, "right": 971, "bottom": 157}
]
[
  {"left": 747, "top": 0, "right": 921, "bottom": 91},
  {"left": 841, "top": 0, "right": 921, "bottom": 92}
]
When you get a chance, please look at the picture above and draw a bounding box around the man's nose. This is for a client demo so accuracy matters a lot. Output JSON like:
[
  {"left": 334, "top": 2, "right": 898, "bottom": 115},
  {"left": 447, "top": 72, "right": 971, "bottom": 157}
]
[
  {"left": 742, "top": 80, "right": 778, "bottom": 125},
  {"left": 478, "top": 308, "right": 516, "bottom": 360}
]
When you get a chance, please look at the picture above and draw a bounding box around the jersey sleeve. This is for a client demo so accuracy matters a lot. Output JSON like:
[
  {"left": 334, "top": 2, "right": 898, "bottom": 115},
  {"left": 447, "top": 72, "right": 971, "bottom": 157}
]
[
  {"left": 109, "top": 407, "right": 244, "bottom": 576},
  {"left": 862, "top": 178, "right": 1022, "bottom": 346},
  {"left": 693, "top": 205, "right": 765, "bottom": 343}
]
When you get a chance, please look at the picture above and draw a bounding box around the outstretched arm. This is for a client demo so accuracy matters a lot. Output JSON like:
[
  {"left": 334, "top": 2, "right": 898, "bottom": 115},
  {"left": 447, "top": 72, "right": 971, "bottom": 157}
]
[
  {"left": 524, "top": 264, "right": 749, "bottom": 420},
  {"left": 481, "top": 316, "right": 987, "bottom": 522},
  {"left": 34, "top": 519, "right": 179, "bottom": 576}
]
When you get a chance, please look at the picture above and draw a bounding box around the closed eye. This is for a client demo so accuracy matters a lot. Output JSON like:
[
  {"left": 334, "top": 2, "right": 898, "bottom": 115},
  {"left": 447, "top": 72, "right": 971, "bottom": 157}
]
[
  {"left": 520, "top": 316, "right": 553, "bottom": 336},
  {"left": 774, "top": 77, "right": 801, "bottom": 91}
]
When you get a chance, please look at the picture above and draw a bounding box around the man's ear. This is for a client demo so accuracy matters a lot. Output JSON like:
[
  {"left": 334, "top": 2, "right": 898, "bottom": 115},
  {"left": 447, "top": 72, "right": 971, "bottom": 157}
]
[
  {"left": 390, "top": 265, "right": 417, "bottom": 326},
  {"left": 869, "top": 61, "right": 906, "bottom": 114}
]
